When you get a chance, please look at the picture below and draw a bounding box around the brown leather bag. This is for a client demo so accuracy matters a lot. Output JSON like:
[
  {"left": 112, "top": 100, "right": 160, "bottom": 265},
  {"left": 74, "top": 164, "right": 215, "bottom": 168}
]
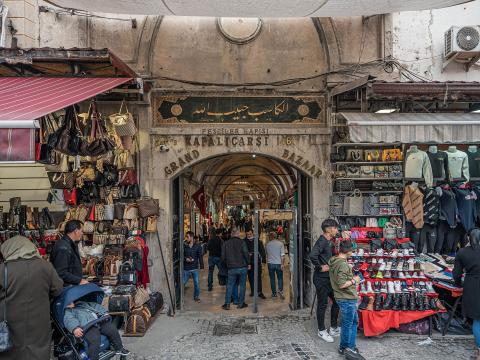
[
  {"left": 126, "top": 314, "right": 147, "bottom": 335},
  {"left": 137, "top": 198, "right": 159, "bottom": 218},
  {"left": 133, "top": 287, "right": 150, "bottom": 307}
]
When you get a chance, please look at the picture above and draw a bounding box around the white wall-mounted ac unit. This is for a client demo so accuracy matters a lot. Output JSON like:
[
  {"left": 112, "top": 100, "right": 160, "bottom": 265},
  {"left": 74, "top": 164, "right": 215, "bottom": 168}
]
[{"left": 443, "top": 26, "right": 480, "bottom": 72}]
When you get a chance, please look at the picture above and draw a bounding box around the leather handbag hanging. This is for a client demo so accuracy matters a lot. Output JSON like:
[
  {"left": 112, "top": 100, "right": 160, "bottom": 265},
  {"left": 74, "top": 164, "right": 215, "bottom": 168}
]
[
  {"left": 87, "top": 102, "right": 116, "bottom": 157},
  {"left": 114, "top": 111, "right": 137, "bottom": 137},
  {"left": 114, "top": 150, "right": 135, "bottom": 170},
  {"left": 146, "top": 216, "right": 158, "bottom": 232},
  {"left": 118, "top": 169, "right": 137, "bottom": 186},
  {"left": 48, "top": 172, "right": 76, "bottom": 189},
  {"left": 83, "top": 221, "right": 95, "bottom": 234},
  {"left": 109, "top": 100, "right": 132, "bottom": 126},
  {"left": 63, "top": 189, "right": 77, "bottom": 206},
  {"left": 346, "top": 149, "right": 364, "bottom": 162},
  {"left": 44, "top": 152, "right": 69, "bottom": 172},
  {"left": 137, "top": 198, "right": 159, "bottom": 218},
  {"left": 343, "top": 189, "right": 363, "bottom": 216},
  {"left": 104, "top": 204, "right": 115, "bottom": 221},
  {"left": 114, "top": 204, "right": 126, "bottom": 220}
]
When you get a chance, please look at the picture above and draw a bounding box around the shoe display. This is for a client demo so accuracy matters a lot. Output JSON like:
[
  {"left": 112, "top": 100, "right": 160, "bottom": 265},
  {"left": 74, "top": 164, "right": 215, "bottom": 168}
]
[
  {"left": 363, "top": 271, "right": 370, "bottom": 280},
  {"left": 360, "top": 283, "right": 367, "bottom": 294},
  {"left": 401, "top": 281, "right": 408, "bottom": 293},
  {"left": 398, "top": 271, "right": 405, "bottom": 279},
  {"left": 418, "top": 281, "right": 426, "bottom": 293},
  {"left": 401, "top": 293, "right": 408, "bottom": 311},
  {"left": 374, "top": 294, "right": 384, "bottom": 311},
  {"left": 384, "top": 270, "right": 392, "bottom": 279},
  {"left": 366, "top": 281, "right": 374, "bottom": 293},
  {"left": 385, "top": 262, "right": 392, "bottom": 271},
  {"left": 408, "top": 258, "right": 415, "bottom": 271},
  {"left": 358, "top": 249, "right": 364, "bottom": 256},
  {"left": 318, "top": 329, "right": 334, "bottom": 343},
  {"left": 394, "top": 281, "right": 402, "bottom": 293},
  {"left": 380, "top": 281, "right": 388, "bottom": 293},
  {"left": 435, "top": 298, "right": 446, "bottom": 310},
  {"left": 387, "top": 281, "right": 395, "bottom": 294},
  {"left": 423, "top": 295, "right": 430, "bottom": 310},
  {"left": 379, "top": 263, "right": 386, "bottom": 272},
  {"left": 417, "top": 295, "right": 425, "bottom": 311},
  {"left": 392, "top": 294, "right": 401, "bottom": 310},
  {"left": 383, "top": 294, "right": 394, "bottom": 310},
  {"left": 396, "top": 261, "right": 403, "bottom": 271},
  {"left": 373, "top": 281, "right": 381, "bottom": 293},
  {"left": 409, "top": 293, "right": 416, "bottom": 311},
  {"left": 376, "top": 271, "right": 384, "bottom": 279},
  {"left": 412, "top": 271, "right": 418, "bottom": 278},
  {"left": 359, "top": 295, "right": 369, "bottom": 310},
  {"left": 429, "top": 297, "right": 438, "bottom": 310}
]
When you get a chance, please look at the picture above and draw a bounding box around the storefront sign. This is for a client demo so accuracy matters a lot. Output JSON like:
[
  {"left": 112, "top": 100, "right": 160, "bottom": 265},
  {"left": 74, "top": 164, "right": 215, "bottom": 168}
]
[
  {"left": 185, "top": 135, "right": 269, "bottom": 147},
  {"left": 281, "top": 149, "right": 322, "bottom": 178},
  {"left": 153, "top": 95, "right": 325, "bottom": 125},
  {"left": 164, "top": 150, "right": 200, "bottom": 176}
]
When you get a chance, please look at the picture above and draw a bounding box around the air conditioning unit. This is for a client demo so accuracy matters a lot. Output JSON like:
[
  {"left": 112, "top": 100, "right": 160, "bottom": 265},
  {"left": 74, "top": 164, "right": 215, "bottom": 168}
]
[
  {"left": 443, "top": 26, "right": 480, "bottom": 72},
  {"left": 445, "top": 26, "right": 480, "bottom": 57}
]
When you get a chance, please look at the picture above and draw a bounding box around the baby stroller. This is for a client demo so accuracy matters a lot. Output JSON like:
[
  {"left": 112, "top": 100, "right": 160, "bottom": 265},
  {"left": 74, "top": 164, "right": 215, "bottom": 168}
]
[{"left": 51, "top": 283, "right": 125, "bottom": 360}]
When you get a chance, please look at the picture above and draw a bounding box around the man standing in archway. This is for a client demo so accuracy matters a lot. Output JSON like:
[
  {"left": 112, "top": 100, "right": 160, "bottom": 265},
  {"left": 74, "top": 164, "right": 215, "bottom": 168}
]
[
  {"left": 183, "top": 231, "right": 204, "bottom": 302},
  {"left": 245, "top": 228, "right": 267, "bottom": 299}
]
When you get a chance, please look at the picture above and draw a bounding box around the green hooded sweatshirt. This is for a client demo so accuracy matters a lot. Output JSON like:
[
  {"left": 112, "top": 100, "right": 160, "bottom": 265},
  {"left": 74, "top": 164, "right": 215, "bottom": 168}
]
[{"left": 328, "top": 256, "right": 358, "bottom": 300}]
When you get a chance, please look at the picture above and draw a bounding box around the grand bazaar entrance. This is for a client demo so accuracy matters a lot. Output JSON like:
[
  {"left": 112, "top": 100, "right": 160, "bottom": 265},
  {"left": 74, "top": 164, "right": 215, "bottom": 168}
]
[{"left": 171, "top": 153, "right": 314, "bottom": 314}]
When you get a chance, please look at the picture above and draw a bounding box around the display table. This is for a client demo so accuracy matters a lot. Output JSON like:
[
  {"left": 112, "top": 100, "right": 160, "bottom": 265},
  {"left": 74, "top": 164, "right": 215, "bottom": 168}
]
[
  {"left": 358, "top": 309, "right": 440, "bottom": 336},
  {"left": 431, "top": 281, "right": 463, "bottom": 336}
]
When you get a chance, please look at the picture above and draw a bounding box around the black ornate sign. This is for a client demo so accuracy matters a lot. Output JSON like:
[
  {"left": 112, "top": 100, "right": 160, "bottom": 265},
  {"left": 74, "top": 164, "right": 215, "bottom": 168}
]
[{"left": 152, "top": 96, "right": 325, "bottom": 125}]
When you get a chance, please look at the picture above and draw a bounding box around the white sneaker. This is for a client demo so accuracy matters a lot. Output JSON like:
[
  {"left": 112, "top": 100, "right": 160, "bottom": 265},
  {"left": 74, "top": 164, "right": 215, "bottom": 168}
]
[
  {"left": 318, "top": 330, "right": 334, "bottom": 343},
  {"left": 394, "top": 280, "right": 402, "bottom": 293},
  {"left": 387, "top": 281, "right": 395, "bottom": 294},
  {"left": 366, "top": 281, "right": 374, "bottom": 293},
  {"left": 328, "top": 326, "right": 341, "bottom": 337},
  {"left": 425, "top": 282, "right": 435, "bottom": 293},
  {"left": 358, "top": 248, "right": 364, "bottom": 257}
]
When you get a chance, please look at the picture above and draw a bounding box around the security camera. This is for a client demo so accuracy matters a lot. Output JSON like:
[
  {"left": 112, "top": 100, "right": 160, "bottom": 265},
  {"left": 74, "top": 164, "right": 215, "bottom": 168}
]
[{"left": 159, "top": 145, "right": 170, "bottom": 152}]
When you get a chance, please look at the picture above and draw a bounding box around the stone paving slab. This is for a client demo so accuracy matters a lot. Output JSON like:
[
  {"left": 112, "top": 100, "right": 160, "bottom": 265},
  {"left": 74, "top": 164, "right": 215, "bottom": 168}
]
[{"left": 123, "top": 310, "right": 475, "bottom": 360}]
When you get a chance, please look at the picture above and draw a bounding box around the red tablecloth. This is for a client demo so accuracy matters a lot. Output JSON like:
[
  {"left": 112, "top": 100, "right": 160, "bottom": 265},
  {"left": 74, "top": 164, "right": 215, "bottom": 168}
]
[{"left": 358, "top": 309, "right": 439, "bottom": 336}]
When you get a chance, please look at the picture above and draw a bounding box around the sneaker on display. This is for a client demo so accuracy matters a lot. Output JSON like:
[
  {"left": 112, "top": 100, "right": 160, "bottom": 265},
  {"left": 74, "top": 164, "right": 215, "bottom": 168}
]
[
  {"left": 394, "top": 280, "right": 402, "bottom": 293},
  {"left": 328, "top": 326, "right": 341, "bottom": 337},
  {"left": 385, "top": 262, "right": 392, "bottom": 271},
  {"left": 373, "top": 281, "right": 381, "bottom": 293},
  {"left": 376, "top": 271, "right": 384, "bottom": 279},
  {"left": 396, "top": 262, "right": 403, "bottom": 271},
  {"left": 409, "top": 249, "right": 415, "bottom": 256},
  {"left": 378, "top": 258, "right": 385, "bottom": 264},
  {"left": 391, "top": 250, "right": 398, "bottom": 257},
  {"left": 317, "top": 329, "right": 334, "bottom": 343},
  {"left": 398, "top": 271, "right": 405, "bottom": 279},
  {"left": 376, "top": 249, "right": 384, "bottom": 256},
  {"left": 372, "top": 258, "right": 377, "bottom": 265},
  {"left": 425, "top": 281, "right": 435, "bottom": 293},
  {"left": 403, "top": 249, "right": 410, "bottom": 257},
  {"left": 379, "top": 263, "right": 386, "bottom": 272},
  {"left": 387, "top": 281, "right": 395, "bottom": 294},
  {"left": 360, "top": 283, "right": 367, "bottom": 294},
  {"left": 405, "top": 272, "right": 411, "bottom": 279},
  {"left": 419, "top": 281, "right": 427, "bottom": 293},
  {"left": 358, "top": 248, "right": 364, "bottom": 256},
  {"left": 384, "top": 270, "right": 392, "bottom": 279},
  {"left": 408, "top": 258, "right": 415, "bottom": 271},
  {"left": 381, "top": 281, "right": 388, "bottom": 293},
  {"left": 418, "top": 271, "right": 426, "bottom": 278},
  {"left": 366, "top": 281, "right": 374, "bottom": 293},
  {"left": 412, "top": 271, "right": 418, "bottom": 278},
  {"left": 401, "top": 281, "right": 409, "bottom": 293}
]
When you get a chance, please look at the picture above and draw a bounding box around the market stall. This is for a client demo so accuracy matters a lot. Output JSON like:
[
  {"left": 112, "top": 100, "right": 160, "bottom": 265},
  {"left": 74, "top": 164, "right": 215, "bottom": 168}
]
[{"left": 328, "top": 112, "right": 480, "bottom": 336}]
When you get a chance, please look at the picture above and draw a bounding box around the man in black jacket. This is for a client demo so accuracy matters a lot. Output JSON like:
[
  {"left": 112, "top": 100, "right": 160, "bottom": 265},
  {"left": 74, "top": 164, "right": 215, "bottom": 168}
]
[
  {"left": 221, "top": 227, "right": 249, "bottom": 310},
  {"left": 244, "top": 228, "right": 267, "bottom": 299},
  {"left": 207, "top": 228, "right": 223, "bottom": 291},
  {"left": 309, "top": 219, "right": 340, "bottom": 343},
  {"left": 51, "top": 220, "right": 87, "bottom": 286}
]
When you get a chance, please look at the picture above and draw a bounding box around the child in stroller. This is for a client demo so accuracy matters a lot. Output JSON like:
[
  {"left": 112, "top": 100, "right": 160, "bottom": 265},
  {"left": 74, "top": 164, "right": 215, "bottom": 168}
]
[
  {"left": 64, "top": 300, "right": 130, "bottom": 359},
  {"left": 52, "top": 283, "right": 130, "bottom": 360}
]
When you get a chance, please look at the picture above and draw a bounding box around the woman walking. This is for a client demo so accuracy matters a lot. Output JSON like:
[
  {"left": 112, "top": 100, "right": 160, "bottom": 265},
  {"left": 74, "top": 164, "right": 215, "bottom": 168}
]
[
  {"left": 0, "top": 235, "right": 63, "bottom": 360},
  {"left": 453, "top": 228, "right": 480, "bottom": 360}
]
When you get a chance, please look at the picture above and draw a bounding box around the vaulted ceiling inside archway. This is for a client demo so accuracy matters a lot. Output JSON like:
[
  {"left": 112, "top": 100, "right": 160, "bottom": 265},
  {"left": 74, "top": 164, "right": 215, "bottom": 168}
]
[{"left": 185, "top": 154, "right": 298, "bottom": 206}]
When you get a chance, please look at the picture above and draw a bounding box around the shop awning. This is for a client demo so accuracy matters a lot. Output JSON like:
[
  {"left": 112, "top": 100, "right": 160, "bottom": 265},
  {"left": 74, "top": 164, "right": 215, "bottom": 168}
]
[
  {"left": 341, "top": 112, "right": 480, "bottom": 143},
  {"left": 43, "top": 0, "right": 472, "bottom": 17},
  {"left": 0, "top": 77, "right": 131, "bottom": 125},
  {"left": 0, "top": 128, "right": 35, "bottom": 162}
]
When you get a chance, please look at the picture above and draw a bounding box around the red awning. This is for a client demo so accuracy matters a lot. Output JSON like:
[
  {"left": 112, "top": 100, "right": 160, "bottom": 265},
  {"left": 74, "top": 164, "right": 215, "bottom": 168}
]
[{"left": 0, "top": 77, "right": 131, "bottom": 122}]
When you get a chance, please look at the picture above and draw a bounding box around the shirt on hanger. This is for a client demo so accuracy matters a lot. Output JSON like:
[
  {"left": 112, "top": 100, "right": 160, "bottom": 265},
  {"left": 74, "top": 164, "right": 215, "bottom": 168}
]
[
  {"left": 447, "top": 149, "right": 470, "bottom": 181},
  {"left": 467, "top": 149, "right": 480, "bottom": 178},
  {"left": 428, "top": 151, "right": 449, "bottom": 180},
  {"left": 453, "top": 187, "right": 477, "bottom": 231},
  {"left": 405, "top": 148, "right": 433, "bottom": 187},
  {"left": 423, "top": 187, "right": 440, "bottom": 226}
]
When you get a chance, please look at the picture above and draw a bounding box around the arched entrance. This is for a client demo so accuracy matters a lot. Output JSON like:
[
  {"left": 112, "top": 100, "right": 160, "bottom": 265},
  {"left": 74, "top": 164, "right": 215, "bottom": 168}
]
[{"left": 169, "top": 152, "right": 313, "bottom": 314}]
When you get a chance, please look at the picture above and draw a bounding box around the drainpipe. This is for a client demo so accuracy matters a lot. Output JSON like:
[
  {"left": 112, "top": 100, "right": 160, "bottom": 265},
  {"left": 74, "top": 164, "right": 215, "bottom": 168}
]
[{"left": 0, "top": 1, "right": 8, "bottom": 47}]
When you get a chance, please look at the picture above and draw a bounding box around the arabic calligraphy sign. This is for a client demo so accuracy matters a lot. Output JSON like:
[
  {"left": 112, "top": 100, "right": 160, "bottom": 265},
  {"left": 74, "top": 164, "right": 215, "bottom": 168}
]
[{"left": 152, "top": 96, "right": 325, "bottom": 125}]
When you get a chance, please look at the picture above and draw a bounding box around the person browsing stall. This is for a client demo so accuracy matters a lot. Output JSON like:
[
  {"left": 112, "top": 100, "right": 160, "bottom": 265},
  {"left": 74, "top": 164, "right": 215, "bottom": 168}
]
[
  {"left": 266, "top": 231, "right": 285, "bottom": 299},
  {"left": 309, "top": 219, "right": 340, "bottom": 343},
  {"left": 453, "top": 228, "right": 480, "bottom": 360},
  {"left": 51, "top": 220, "right": 87, "bottom": 286},
  {"left": 329, "top": 240, "right": 365, "bottom": 360}
]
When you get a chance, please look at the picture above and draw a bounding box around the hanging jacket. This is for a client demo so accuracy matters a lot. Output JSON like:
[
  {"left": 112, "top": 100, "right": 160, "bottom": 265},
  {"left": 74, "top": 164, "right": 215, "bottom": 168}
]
[
  {"left": 453, "top": 187, "right": 477, "bottom": 231},
  {"left": 405, "top": 148, "right": 433, "bottom": 187},
  {"left": 428, "top": 151, "right": 449, "bottom": 180},
  {"left": 439, "top": 188, "right": 458, "bottom": 228},
  {"left": 423, "top": 187, "right": 441, "bottom": 226},
  {"left": 402, "top": 185, "right": 424, "bottom": 229},
  {"left": 447, "top": 149, "right": 470, "bottom": 181}
]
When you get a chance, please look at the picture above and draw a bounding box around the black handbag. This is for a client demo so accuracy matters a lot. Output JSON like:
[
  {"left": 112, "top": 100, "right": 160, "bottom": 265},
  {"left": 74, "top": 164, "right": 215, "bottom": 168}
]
[
  {"left": 108, "top": 295, "right": 132, "bottom": 312},
  {"left": 0, "top": 265, "right": 12, "bottom": 353},
  {"left": 118, "top": 262, "right": 137, "bottom": 285},
  {"left": 112, "top": 284, "right": 137, "bottom": 296},
  {"left": 145, "top": 292, "right": 164, "bottom": 315}
]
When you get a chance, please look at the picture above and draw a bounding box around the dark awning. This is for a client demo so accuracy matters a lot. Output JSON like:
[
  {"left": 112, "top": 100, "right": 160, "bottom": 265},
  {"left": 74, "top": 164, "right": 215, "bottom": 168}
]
[{"left": 341, "top": 112, "right": 480, "bottom": 143}]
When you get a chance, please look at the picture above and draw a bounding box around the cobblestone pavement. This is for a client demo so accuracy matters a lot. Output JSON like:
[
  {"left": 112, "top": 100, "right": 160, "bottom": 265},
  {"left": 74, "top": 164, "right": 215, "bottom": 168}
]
[{"left": 123, "top": 310, "right": 476, "bottom": 360}]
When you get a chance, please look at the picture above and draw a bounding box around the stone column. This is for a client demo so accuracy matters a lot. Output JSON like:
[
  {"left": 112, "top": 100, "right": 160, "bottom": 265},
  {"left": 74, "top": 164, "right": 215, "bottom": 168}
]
[{"left": 3, "top": 0, "right": 37, "bottom": 48}]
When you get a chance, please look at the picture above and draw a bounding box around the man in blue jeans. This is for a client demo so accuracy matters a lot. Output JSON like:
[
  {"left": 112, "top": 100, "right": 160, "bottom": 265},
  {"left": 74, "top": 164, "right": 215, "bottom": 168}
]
[
  {"left": 221, "top": 227, "right": 250, "bottom": 310},
  {"left": 266, "top": 231, "right": 285, "bottom": 299},
  {"left": 183, "top": 231, "right": 204, "bottom": 302},
  {"left": 329, "top": 240, "right": 365, "bottom": 360},
  {"left": 207, "top": 228, "right": 224, "bottom": 291}
]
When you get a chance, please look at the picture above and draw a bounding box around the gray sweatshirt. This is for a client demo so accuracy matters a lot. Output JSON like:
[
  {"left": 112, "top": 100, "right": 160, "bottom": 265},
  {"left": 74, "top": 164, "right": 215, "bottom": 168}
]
[
  {"left": 405, "top": 147, "right": 433, "bottom": 187},
  {"left": 447, "top": 148, "right": 470, "bottom": 181}
]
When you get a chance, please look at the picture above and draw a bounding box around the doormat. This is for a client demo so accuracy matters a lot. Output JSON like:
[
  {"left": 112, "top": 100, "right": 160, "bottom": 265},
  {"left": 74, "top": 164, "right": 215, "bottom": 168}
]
[{"left": 213, "top": 319, "right": 258, "bottom": 336}]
